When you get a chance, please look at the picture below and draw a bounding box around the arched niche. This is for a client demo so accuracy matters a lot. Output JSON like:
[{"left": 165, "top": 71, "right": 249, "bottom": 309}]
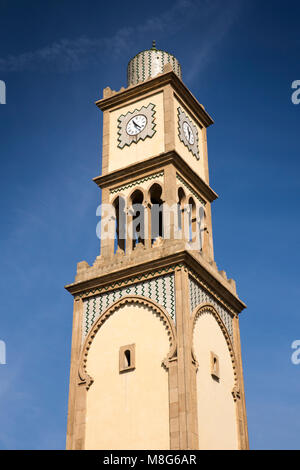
[
  {"left": 79, "top": 296, "right": 176, "bottom": 450},
  {"left": 191, "top": 304, "right": 239, "bottom": 450}
]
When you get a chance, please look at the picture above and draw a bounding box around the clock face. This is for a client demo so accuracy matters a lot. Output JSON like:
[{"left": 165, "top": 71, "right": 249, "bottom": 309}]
[
  {"left": 183, "top": 121, "right": 194, "bottom": 145},
  {"left": 117, "top": 103, "right": 156, "bottom": 149},
  {"left": 126, "top": 114, "right": 147, "bottom": 136},
  {"left": 177, "top": 107, "right": 199, "bottom": 160}
]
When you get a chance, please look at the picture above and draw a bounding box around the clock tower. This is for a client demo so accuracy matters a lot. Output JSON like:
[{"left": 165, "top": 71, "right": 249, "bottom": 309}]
[{"left": 65, "top": 42, "right": 249, "bottom": 450}]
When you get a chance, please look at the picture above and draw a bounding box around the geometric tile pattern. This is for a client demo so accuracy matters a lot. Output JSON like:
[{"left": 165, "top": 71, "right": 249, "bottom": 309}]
[
  {"left": 127, "top": 47, "right": 181, "bottom": 86},
  {"left": 110, "top": 172, "right": 164, "bottom": 195},
  {"left": 176, "top": 174, "right": 206, "bottom": 206},
  {"left": 189, "top": 276, "right": 234, "bottom": 340},
  {"left": 177, "top": 107, "right": 200, "bottom": 160},
  {"left": 117, "top": 103, "right": 156, "bottom": 149},
  {"left": 82, "top": 273, "right": 175, "bottom": 341}
]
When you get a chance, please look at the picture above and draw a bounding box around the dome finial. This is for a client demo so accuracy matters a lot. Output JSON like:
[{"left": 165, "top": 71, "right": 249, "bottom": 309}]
[{"left": 152, "top": 40, "right": 156, "bottom": 50}]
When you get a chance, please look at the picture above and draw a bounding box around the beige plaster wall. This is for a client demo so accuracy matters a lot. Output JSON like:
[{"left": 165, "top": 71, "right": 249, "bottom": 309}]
[
  {"left": 193, "top": 312, "right": 238, "bottom": 450},
  {"left": 108, "top": 92, "right": 165, "bottom": 173},
  {"left": 85, "top": 302, "right": 170, "bottom": 449},
  {"left": 173, "top": 96, "right": 206, "bottom": 181}
]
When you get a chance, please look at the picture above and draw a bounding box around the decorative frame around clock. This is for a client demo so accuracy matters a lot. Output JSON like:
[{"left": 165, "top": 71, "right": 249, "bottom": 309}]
[
  {"left": 117, "top": 103, "right": 156, "bottom": 149},
  {"left": 177, "top": 106, "right": 200, "bottom": 160}
]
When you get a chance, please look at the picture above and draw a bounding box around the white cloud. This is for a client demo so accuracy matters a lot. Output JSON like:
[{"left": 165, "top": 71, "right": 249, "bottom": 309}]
[
  {"left": 0, "top": 0, "right": 195, "bottom": 72},
  {"left": 0, "top": 1, "right": 244, "bottom": 79}
]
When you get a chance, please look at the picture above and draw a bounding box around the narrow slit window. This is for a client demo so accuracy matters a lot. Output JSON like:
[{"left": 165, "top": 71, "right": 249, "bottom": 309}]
[
  {"left": 210, "top": 351, "right": 220, "bottom": 381},
  {"left": 119, "top": 344, "right": 135, "bottom": 373},
  {"left": 124, "top": 349, "right": 131, "bottom": 368}
]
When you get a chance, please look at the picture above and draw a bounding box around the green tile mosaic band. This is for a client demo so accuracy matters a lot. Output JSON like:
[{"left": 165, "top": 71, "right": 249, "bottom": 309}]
[
  {"left": 176, "top": 174, "right": 206, "bottom": 206},
  {"left": 82, "top": 273, "right": 175, "bottom": 341},
  {"left": 110, "top": 171, "right": 164, "bottom": 194},
  {"left": 189, "top": 275, "right": 234, "bottom": 340}
]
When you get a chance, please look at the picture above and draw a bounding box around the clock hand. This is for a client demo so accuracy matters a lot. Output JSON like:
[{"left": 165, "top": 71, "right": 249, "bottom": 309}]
[{"left": 133, "top": 120, "right": 141, "bottom": 130}]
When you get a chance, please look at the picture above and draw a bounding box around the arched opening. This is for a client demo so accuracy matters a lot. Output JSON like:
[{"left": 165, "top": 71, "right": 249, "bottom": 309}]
[
  {"left": 113, "top": 196, "right": 126, "bottom": 253},
  {"left": 198, "top": 205, "right": 206, "bottom": 252},
  {"left": 130, "top": 190, "right": 145, "bottom": 250},
  {"left": 177, "top": 187, "right": 186, "bottom": 234},
  {"left": 188, "top": 197, "right": 196, "bottom": 244},
  {"left": 149, "top": 183, "right": 163, "bottom": 245}
]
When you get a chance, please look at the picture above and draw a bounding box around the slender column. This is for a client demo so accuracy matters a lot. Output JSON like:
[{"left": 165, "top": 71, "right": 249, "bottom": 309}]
[
  {"left": 163, "top": 164, "right": 177, "bottom": 241},
  {"left": 73, "top": 382, "right": 87, "bottom": 449},
  {"left": 204, "top": 202, "right": 214, "bottom": 262},
  {"left": 168, "top": 358, "right": 180, "bottom": 450},
  {"left": 201, "top": 208, "right": 210, "bottom": 259},
  {"left": 101, "top": 110, "right": 110, "bottom": 175},
  {"left": 66, "top": 297, "right": 83, "bottom": 449},
  {"left": 126, "top": 207, "right": 133, "bottom": 255},
  {"left": 144, "top": 201, "right": 151, "bottom": 249},
  {"left": 174, "top": 267, "right": 198, "bottom": 449},
  {"left": 100, "top": 187, "right": 115, "bottom": 260},
  {"left": 232, "top": 315, "right": 249, "bottom": 449},
  {"left": 180, "top": 207, "right": 185, "bottom": 243},
  {"left": 163, "top": 84, "right": 175, "bottom": 152},
  {"left": 201, "top": 127, "right": 210, "bottom": 186}
]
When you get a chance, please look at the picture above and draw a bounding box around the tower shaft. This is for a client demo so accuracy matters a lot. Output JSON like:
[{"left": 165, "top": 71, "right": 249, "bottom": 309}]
[{"left": 65, "top": 53, "right": 248, "bottom": 450}]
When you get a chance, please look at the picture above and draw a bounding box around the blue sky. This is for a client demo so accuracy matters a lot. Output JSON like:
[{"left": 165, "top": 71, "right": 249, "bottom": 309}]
[{"left": 0, "top": 0, "right": 299, "bottom": 450}]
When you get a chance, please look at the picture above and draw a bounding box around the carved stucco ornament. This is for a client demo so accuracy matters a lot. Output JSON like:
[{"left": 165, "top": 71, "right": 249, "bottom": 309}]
[
  {"left": 117, "top": 103, "right": 156, "bottom": 149},
  {"left": 177, "top": 106, "right": 200, "bottom": 160},
  {"left": 78, "top": 296, "right": 177, "bottom": 390}
]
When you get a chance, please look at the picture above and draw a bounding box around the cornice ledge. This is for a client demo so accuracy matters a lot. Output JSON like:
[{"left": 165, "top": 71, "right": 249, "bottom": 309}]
[
  {"left": 65, "top": 251, "right": 184, "bottom": 295},
  {"left": 93, "top": 150, "right": 218, "bottom": 203},
  {"left": 65, "top": 249, "right": 246, "bottom": 314},
  {"left": 95, "top": 71, "right": 214, "bottom": 128},
  {"left": 183, "top": 251, "right": 247, "bottom": 314}
]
